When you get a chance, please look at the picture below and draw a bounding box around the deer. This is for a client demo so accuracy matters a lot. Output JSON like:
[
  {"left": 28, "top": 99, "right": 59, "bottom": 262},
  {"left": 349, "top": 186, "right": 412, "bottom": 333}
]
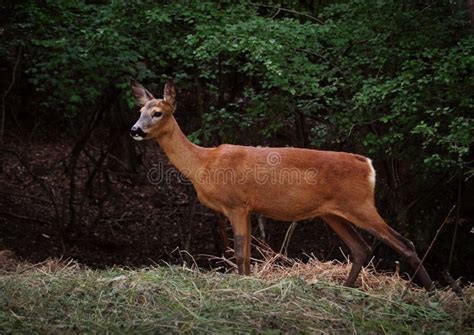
[{"left": 129, "top": 80, "right": 433, "bottom": 291}]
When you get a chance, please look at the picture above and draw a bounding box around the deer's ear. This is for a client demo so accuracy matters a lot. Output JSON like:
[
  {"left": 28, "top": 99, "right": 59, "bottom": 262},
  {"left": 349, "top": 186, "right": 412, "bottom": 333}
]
[
  {"left": 130, "top": 79, "right": 154, "bottom": 106},
  {"left": 163, "top": 82, "right": 176, "bottom": 110}
]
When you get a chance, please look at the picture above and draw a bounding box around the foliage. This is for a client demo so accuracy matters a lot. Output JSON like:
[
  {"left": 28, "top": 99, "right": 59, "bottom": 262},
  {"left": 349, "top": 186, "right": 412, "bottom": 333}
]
[
  {"left": 1, "top": 0, "right": 473, "bottom": 270},
  {"left": 3, "top": 0, "right": 471, "bottom": 164}
]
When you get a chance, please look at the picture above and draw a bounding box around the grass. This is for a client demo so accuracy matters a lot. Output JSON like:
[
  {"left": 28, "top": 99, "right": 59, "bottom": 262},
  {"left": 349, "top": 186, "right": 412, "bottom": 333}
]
[{"left": 0, "top": 250, "right": 473, "bottom": 334}]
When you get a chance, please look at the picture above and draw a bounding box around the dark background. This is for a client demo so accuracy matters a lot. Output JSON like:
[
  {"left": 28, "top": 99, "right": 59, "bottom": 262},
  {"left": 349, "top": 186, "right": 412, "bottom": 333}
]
[{"left": 1, "top": 0, "right": 473, "bottom": 284}]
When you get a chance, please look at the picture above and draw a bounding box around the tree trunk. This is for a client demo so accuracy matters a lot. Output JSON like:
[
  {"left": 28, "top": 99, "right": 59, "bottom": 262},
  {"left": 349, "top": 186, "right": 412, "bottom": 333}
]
[
  {"left": 468, "top": 0, "right": 474, "bottom": 27},
  {"left": 106, "top": 95, "right": 138, "bottom": 178}
]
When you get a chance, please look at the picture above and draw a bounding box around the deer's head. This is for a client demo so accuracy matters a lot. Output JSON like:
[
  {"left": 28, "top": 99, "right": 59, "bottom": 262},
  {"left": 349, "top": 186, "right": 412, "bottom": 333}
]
[{"left": 130, "top": 80, "right": 176, "bottom": 140}]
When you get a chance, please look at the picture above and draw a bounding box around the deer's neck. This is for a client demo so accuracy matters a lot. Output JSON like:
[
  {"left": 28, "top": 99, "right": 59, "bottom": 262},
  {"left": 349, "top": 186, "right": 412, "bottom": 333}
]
[{"left": 155, "top": 116, "right": 209, "bottom": 181}]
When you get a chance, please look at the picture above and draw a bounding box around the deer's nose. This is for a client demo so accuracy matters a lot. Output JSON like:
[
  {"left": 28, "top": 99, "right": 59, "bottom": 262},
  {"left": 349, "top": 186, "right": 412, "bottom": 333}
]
[{"left": 130, "top": 126, "right": 145, "bottom": 138}]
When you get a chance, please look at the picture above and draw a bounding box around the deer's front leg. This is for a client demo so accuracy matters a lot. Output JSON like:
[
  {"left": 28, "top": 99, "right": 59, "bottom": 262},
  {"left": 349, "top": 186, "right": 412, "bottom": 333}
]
[{"left": 228, "top": 210, "right": 251, "bottom": 275}]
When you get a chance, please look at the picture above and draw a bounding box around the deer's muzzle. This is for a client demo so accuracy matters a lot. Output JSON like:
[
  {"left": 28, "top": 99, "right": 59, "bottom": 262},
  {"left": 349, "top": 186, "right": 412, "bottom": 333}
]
[{"left": 130, "top": 126, "right": 146, "bottom": 141}]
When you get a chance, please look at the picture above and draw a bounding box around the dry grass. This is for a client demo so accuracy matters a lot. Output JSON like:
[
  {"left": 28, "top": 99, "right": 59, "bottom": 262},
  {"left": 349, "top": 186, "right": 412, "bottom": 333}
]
[
  {"left": 1, "top": 248, "right": 473, "bottom": 334},
  {"left": 252, "top": 241, "right": 418, "bottom": 294}
]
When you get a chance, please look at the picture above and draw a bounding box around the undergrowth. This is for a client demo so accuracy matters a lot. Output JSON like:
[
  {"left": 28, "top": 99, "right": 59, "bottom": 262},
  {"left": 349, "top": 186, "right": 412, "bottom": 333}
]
[{"left": 0, "top": 251, "right": 472, "bottom": 334}]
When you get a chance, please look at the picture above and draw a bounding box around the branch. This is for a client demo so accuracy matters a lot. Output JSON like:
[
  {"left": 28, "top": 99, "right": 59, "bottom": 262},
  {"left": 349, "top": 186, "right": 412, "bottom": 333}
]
[
  {"left": 401, "top": 205, "right": 457, "bottom": 299},
  {"left": 0, "top": 148, "right": 60, "bottom": 222},
  {"left": 252, "top": 3, "right": 325, "bottom": 25},
  {"left": 1, "top": 46, "right": 22, "bottom": 143},
  {"left": 0, "top": 211, "right": 50, "bottom": 225},
  {"left": 448, "top": 171, "right": 463, "bottom": 270},
  {"left": 279, "top": 221, "right": 298, "bottom": 255}
]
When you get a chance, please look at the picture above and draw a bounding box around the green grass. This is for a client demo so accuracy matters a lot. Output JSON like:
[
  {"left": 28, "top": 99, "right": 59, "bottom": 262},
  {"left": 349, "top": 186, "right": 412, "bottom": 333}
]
[{"left": 0, "top": 263, "right": 472, "bottom": 334}]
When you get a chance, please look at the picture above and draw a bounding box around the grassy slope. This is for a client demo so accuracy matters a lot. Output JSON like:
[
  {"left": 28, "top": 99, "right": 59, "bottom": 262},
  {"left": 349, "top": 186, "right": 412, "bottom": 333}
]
[{"left": 0, "top": 260, "right": 473, "bottom": 334}]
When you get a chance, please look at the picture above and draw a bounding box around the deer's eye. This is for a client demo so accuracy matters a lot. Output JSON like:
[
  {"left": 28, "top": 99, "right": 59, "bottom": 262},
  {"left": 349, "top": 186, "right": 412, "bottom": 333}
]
[{"left": 152, "top": 111, "right": 163, "bottom": 118}]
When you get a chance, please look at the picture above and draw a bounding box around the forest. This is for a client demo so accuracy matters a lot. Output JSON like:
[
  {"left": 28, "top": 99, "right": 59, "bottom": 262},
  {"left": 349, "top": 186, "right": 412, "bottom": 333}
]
[{"left": 0, "top": 0, "right": 473, "bottom": 332}]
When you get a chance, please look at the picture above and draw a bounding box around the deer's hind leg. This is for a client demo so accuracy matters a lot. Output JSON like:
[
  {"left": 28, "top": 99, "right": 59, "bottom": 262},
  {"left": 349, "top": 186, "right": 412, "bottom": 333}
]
[
  {"left": 322, "top": 214, "right": 372, "bottom": 287},
  {"left": 340, "top": 206, "right": 433, "bottom": 291}
]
